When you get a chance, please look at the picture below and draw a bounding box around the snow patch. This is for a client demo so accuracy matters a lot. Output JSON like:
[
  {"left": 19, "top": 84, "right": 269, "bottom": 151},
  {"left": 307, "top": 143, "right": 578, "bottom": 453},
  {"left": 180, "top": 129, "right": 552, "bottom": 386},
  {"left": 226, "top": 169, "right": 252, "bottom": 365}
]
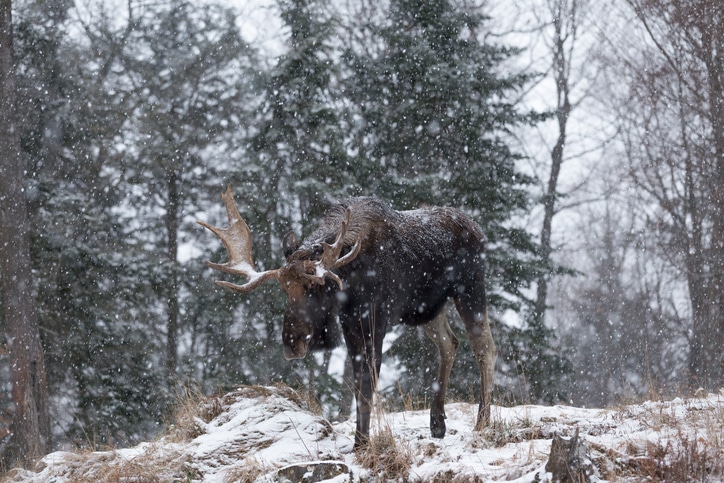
[{"left": 10, "top": 386, "right": 724, "bottom": 482}]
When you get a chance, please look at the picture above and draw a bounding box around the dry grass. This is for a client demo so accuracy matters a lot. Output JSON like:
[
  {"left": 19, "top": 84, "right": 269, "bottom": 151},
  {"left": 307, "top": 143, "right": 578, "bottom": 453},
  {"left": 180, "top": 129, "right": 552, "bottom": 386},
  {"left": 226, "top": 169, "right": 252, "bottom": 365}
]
[
  {"left": 91, "top": 450, "right": 198, "bottom": 483},
  {"left": 593, "top": 434, "right": 723, "bottom": 482},
  {"left": 167, "top": 385, "right": 223, "bottom": 442},
  {"left": 638, "top": 398, "right": 724, "bottom": 482},
  {"left": 222, "top": 383, "right": 323, "bottom": 416},
  {"left": 355, "top": 351, "right": 414, "bottom": 482},
  {"left": 644, "top": 433, "right": 722, "bottom": 481},
  {"left": 281, "top": 382, "right": 324, "bottom": 416},
  {"left": 356, "top": 426, "right": 413, "bottom": 481},
  {"left": 222, "top": 456, "right": 269, "bottom": 483},
  {"left": 167, "top": 382, "right": 323, "bottom": 445},
  {"left": 395, "top": 382, "right": 431, "bottom": 413},
  {"left": 592, "top": 391, "right": 724, "bottom": 482},
  {"left": 472, "top": 407, "right": 541, "bottom": 449},
  {"left": 0, "top": 444, "right": 195, "bottom": 483}
]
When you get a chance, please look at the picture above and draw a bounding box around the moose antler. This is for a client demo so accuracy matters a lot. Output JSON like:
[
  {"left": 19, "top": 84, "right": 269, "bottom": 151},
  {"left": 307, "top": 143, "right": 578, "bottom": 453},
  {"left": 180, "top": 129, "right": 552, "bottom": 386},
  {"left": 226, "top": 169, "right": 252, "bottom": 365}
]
[
  {"left": 320, "top": 208, "right": 361, "bottom": 269},
  {"left": 197, "top": 185, "right": 280, "bottom": 293},
  {"left": 305, "top": 208, "right": 362, "bottom": 289}
]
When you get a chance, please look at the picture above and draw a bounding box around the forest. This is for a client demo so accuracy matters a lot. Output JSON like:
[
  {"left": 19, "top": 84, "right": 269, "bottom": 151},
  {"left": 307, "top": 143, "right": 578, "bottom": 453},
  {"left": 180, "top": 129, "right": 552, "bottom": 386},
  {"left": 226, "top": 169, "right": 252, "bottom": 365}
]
[{"left": 0, "top": 0, "right": 722, "bottom": 467}]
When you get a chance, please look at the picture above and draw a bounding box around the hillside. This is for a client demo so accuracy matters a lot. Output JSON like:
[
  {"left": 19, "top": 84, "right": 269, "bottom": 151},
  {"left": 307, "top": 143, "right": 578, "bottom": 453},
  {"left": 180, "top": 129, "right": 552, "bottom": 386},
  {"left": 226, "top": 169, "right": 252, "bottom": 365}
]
[{"left": 3, "top": 385, "right": 723, "bottom": 482}]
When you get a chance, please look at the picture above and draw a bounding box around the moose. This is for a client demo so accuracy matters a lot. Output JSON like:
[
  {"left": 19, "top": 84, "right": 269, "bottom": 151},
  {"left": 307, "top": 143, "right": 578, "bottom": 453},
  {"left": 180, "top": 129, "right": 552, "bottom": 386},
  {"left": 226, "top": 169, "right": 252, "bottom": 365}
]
[{"left": 198, "top": 186, "right": 497, "bottom": 448}]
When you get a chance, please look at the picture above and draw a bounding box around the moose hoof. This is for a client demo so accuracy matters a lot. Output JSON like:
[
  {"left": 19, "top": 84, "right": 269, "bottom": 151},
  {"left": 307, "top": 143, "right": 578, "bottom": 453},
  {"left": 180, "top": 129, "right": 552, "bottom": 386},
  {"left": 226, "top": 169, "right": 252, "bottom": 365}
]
[{"left": 430, "top": 414, "right": 446, "bottom": 438}]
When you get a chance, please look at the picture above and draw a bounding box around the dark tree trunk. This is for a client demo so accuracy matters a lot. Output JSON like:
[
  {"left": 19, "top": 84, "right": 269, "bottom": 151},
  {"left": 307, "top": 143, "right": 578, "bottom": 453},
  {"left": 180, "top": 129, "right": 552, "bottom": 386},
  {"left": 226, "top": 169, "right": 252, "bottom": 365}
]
[
  {"left": 165, "top": 170, "right": 180, "bottom": 380},
  {"left": 534, "top": 0, "right": 572, "bottom": 328},
  {"left": 0, "top": 0, "right": 51, "bottom": 465},
  {"left": 699, "top": 5, "right": 724, "bottom": 387}
]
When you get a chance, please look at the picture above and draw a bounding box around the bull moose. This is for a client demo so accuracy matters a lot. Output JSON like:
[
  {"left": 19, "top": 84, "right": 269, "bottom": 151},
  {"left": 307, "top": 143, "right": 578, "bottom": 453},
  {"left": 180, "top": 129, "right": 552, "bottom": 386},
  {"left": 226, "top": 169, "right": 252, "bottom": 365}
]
[{"left": 198, "top": 186, "right": 497, "bottom": 448}]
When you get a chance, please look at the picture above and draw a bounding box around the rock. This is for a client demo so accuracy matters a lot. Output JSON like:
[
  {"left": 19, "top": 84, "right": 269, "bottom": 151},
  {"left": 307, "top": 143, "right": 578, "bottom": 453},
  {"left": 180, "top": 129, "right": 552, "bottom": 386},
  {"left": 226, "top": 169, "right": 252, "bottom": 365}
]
[
  {"left": 545, "top": 428, "right": 593, "bottom": 483},
  {"left": 275, "top": 461, "right": 351, "bottom": 482}
]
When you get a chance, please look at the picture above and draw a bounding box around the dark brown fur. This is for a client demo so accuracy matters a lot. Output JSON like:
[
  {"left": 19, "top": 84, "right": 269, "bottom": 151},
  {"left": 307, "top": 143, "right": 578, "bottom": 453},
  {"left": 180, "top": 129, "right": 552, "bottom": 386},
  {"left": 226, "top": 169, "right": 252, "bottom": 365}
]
[{"left": 281, "top": 198, "right": 497, "bottom": 448}]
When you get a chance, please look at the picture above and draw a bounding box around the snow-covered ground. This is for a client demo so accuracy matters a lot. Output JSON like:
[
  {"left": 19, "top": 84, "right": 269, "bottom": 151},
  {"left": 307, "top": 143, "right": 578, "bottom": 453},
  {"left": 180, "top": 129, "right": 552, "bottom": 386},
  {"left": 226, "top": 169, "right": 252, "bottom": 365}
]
[{"left": 5, "top": 385, "right": 723, "bottom": 482}]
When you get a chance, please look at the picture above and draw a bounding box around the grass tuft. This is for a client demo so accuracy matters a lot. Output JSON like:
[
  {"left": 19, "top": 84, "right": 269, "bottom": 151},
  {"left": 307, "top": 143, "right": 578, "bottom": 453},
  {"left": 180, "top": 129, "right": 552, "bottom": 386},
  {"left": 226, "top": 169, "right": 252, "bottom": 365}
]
[
  {"left": 168, "top": 385, "right": 222, "bottom": 442},
  {"left": 356, "top": 427, "right": 412, "bottom": 481},
  {"left": 222, "top": 456, "right": 268, "bottom": 483}
]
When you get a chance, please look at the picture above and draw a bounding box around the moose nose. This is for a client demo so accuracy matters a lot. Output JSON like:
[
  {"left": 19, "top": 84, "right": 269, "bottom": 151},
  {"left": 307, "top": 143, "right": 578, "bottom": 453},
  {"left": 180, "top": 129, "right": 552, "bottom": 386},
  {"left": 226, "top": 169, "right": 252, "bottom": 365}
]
[
  {"left": 283, "top": 333, "right": 311, "bottom": 360},
  {"left": 284, "top": 342, "right": 307, "bottom": 360}
]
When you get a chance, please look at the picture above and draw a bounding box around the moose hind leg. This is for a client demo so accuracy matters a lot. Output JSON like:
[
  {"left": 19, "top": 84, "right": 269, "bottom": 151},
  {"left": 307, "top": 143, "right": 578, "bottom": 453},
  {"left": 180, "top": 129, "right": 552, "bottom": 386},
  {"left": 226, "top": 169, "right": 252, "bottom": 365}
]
[
  {"left": 422, "top": 309, "right": 458, "bottom": 438},
  {"left": 455, "top": 293, "right": 496, "bottom": 431}
]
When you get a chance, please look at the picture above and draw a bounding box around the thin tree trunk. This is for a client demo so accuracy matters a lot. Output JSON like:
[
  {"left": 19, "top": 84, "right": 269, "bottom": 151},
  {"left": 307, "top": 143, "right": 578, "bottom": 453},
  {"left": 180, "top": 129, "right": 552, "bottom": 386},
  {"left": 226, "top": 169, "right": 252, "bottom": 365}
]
[
  {"left": 165, "top": 170, "right": 180, "bottom": 380},
  {"left": 681, "top": 70, "right": 709, "bottom": 388},
  {"left": 534, "top": 0, "right": 572, "bottom": 327},
  {"left": 702, "top": 8, "right": 724, "bottom": 387},
  {"left": 0, "top": 0, "right": 51, "bottom": 465}
]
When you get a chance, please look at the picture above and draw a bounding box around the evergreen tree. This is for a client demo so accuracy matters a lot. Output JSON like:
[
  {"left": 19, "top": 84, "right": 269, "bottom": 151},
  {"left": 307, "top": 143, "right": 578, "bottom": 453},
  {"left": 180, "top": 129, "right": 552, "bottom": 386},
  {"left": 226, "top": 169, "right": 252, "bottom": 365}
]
[
  {"left": 11, "top": 1, "right": 167, "bottom": 444},
  {"left": 7, "top": 0, "right": 256, "bottom": 446},
  {"left": 113, "top": 0, "right": 255, "bottom": 387},
  {"left": 344, "top": 0, "right": 542, "bottom": 302},
  {"left": 342, "top": 0, "right": 568, "bottom": 404},
  {"left": 217, "top": 0, "right": 352, "bottom": 407}
]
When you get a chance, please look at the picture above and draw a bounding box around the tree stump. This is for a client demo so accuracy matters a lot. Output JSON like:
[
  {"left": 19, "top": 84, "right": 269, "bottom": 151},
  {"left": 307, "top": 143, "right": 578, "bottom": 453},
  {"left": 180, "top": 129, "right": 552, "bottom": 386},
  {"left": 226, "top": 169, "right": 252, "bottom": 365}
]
[{"left": 545, "top": 428, "right": 593, "bottom": 483}]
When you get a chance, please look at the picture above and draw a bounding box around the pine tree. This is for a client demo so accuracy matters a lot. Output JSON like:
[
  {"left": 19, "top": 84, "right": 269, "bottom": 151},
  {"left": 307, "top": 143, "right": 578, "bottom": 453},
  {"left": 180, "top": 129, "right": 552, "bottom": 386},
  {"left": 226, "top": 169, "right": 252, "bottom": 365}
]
[
  {"left": 342, "top": 0, "right": 568, "bottom": 404},
  {"left": 113, "top": 0, "right": 254, "bottom": 387},
  {"left": 219, "top": 0, "right": 353, "bottom": 406},
  {"left": 11, "top": 1, "right": 168, "bottom": 444},
  {"left": 6, "top": 0, "right": 256, "bottom": 445}
]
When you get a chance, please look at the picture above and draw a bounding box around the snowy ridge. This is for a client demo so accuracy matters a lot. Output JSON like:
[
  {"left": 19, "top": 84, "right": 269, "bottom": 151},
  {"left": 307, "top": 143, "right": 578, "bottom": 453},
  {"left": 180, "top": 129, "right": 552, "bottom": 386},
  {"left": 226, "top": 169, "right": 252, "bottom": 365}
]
[{"left": 5, "top": 385, "right": 723, "bottom": 482}]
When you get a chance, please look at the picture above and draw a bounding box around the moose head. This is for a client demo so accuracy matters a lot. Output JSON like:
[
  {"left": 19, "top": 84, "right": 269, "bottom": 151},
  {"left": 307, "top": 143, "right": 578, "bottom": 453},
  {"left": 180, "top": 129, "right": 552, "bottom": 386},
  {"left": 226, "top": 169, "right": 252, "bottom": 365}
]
[{"left": 197, "top": 185, "right": 361, "bottom": 359}]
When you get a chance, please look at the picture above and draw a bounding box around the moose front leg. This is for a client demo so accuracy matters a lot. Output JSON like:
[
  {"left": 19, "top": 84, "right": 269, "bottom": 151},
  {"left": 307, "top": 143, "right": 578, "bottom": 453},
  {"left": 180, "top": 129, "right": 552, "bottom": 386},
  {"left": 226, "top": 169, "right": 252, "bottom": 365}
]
[
  {"left": 345, "top": 320, "right": 384, "bottom": 450},
  {"left": 422, "top": 310, "right": 459, "bottom": 438},
  {"left": 350, "top": 352, "right": 373, "bottom": 449}
]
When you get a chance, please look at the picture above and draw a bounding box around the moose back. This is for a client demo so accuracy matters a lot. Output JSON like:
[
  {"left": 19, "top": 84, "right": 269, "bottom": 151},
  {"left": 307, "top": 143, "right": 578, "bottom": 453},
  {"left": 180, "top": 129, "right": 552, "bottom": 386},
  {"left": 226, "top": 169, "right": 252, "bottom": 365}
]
[{"left": 198, "top": 186, "right": 497, "bottom": 449}]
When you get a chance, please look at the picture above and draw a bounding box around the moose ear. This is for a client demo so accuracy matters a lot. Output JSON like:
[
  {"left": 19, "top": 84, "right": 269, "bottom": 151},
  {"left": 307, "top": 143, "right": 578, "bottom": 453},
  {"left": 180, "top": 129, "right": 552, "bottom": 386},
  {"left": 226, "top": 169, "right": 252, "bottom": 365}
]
[{"left": 282, "top": 231, "right": 300, "bottom": 260}]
